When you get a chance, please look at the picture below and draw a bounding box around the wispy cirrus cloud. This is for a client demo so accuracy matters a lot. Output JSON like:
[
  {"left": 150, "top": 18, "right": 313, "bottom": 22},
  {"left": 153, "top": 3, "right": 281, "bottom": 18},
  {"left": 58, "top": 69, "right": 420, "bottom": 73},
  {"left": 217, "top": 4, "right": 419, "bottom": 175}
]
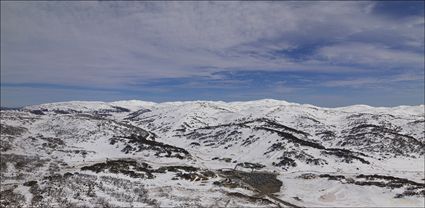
[
  {"left": 316, "top": 42, "right": 424, "bottom": 68},
  {"left": 1, "top": 1, "right": 424, "bottom": 106},
  {"left": 323, "top": 73, "right": 424, "bottom": 88}
]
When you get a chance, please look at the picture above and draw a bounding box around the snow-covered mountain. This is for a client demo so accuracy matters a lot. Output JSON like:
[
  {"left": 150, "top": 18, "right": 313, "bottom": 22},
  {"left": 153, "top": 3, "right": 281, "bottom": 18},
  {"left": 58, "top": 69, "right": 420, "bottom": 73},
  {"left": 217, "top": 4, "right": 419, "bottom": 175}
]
[{"left": 1, "top": 100, "right": 424, "bottom": 207}]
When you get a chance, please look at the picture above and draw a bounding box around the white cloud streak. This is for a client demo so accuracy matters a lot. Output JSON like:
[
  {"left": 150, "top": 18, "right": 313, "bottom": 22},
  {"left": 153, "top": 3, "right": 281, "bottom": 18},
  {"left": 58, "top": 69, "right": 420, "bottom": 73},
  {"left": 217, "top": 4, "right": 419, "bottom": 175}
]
[
  {"left": 1, "top": 1, "right": 423, "bottom": 88},
  {"left": 317, "top": 42, "right": 424, "bottom": 68},
  {"left": 324, "top": 73, "right": 424, "bottom": 88}
]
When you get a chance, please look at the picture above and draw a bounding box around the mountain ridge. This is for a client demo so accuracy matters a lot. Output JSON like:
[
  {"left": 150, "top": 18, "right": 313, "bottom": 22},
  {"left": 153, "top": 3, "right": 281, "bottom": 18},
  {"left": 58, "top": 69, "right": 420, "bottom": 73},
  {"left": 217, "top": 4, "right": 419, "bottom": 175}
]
[
  {"left": 1, "top": 99, "right": 424, "bottom": 207},
  {"left": 22, "top": 99, "right": 425, "bottom": 109}
]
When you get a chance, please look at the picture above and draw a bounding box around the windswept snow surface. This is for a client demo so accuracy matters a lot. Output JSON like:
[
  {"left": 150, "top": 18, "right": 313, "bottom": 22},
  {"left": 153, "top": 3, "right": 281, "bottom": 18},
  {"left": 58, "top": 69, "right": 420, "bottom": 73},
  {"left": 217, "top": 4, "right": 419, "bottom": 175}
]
[{"left": 1, "top": 99, "right": 424, "bottom": 207}]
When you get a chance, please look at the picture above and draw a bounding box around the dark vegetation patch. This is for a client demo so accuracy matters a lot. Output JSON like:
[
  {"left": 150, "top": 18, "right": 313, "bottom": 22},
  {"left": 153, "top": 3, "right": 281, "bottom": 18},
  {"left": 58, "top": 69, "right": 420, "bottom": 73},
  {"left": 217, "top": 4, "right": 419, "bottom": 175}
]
[
  {"left": 299, "top": 173, "right": 425, "bottom": 198},
  {"left": 31, "top": 108, "right": 79, "bottom": 115},
  {"left": 259, "top": 127, "right": 323, "bottom": 149},
  {"left": 266, "top": 143, "right": 328, "bottom": 170},
  {"left": 193, "top": 118, "right": 303, "bottom": 133},
  {"left": 235, "top": 162, "right": 266, "bottom": 172},
  {"left": 157, "top": 165, "right": 199, "bottom": 173},
  {"left": 212, "top": 157, "right": 233, "bottom": 163},
  {"left": 217, "top": 169, "right": 297, "bottom": 207},
  {"left": 264, "top": 132, "right": 369, "bottom": 168},
  {"left": 174, "top": 127, "right": 186, "bottom": 133},
  {"left": 316, "top": 130, "right": 336, "bottom": 141},
  {"left": 110, "top": 134, "right": 191, "bottom": 159},
  {"left": 241, "top": 135, "right": 259, "bottom": 146},
  {"left": 81, "top": 159, "right": 155, "bottom": 179},
  {"left": 262, "top": 121, "right": 420, "bottom": 163},
  {"left": 0, "top": 189, "right": 26, "bottom": 208},
  {"left": 30, "top": 110, "right": 46, "bottom": 115},
  {"left": 395, "top": 189, "right": 425, "bottom": 198},
  {"left": 81, "top": 160, "right": 217, "bottom": 182},
  {"left": 111, "top": 106, "right": 131, "bottom": 112},
  {"left": 305, "top": 158, "right": 328, "bottom": 165},
  {"left": 177, "top": 121, "right": 196, "bottom": 132},
  {"left": 356, "top": 174, "right": 425, "bottom": 188},
  {"left": 187, "top": 129, "right": 242, "bottom": 147},
  {"left": 226, "top": 192, "right": 275, "bottom": 205},
  {"left": 16, "top": 135, "right": 73, "bottom": 155},
  {"left": 258, "top": 118, "right": 309, "bottom": 137},
  {"left": 125, "top": 109, "right": 152, "bottom": 120},
  {"left": 27, "top": 106, "right": 130, "bottom": 116},
  {"left": 53, "top": 110, "right": 71, "bottom": 114},
  {"left": 94, "top": 106, "right": 131, "bottom": 114},
  {"left": 0, "top": 136, "right": 14, "bottom": 152},
  {"left": 174, "top": 170, "right": 217, "bottom": 181},
  {"left": 0, "top": 154, "right": 48, "bottom": 180},
  {"left": 321, "top": 149, "right": 370, "bottom": 164},
  {"left": 187, "top": 117, "right": 368, "bottom": 170},
  {"left": 56, "top": 149, "right": 93, "bottom": 158},
  {"left": 239, "top": 172, "right": 282, "bottom": 193},
  {"left": 297, "top": 173, "right": 317, "bottom": 180},
  {"left": 189, "top": 142, "right": 200, "bottom": 146},
  {"left": 23, "top": 180, "right": 38, "bottom": 187},
  {"left": 218, "top": 169, "right": 282, "bottom": 194},
  {"left": 0, "top": 124, "right": 27, "bottom": 136},
  {"left": 318, "top": 174, "right": 346, "bottom": 181},
  {"left": 408, "top": 120, "right": 425, "bottom": 125},
  {"left": 272, "top": 157, "right": 297, "bottom": 169},
  {"left": 185, "top": 118, "right": 309, "bottom": 148},
  {"left": 27, "top": 172, "right": 158, "bottom": 207},
  {"left": 341, "top": 124, "right": 424, "bottom": 156},
  {"left": 264, "top": 142, "right": 286, "bottom": 155},
  {"left": 157, "top": 165, "right": 216, "bottom": 181},
  {"left": 37, "top": 136, "right": 66, "bottom": 149}
]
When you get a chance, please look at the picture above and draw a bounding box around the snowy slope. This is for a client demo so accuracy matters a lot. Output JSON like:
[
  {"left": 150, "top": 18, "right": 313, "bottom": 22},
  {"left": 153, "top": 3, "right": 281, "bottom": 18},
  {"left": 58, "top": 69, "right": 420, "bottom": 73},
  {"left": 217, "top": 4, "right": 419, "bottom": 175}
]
[{"left": 1, "top": 99, "right": 424, "bottom": 207}]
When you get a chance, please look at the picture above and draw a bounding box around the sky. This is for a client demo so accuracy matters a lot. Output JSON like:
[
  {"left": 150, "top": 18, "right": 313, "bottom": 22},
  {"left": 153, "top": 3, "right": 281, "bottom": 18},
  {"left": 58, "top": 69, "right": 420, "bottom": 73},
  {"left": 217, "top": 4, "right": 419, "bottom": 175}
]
[{"left": 1, "top": 1, "right": 424, "bottom": 107}]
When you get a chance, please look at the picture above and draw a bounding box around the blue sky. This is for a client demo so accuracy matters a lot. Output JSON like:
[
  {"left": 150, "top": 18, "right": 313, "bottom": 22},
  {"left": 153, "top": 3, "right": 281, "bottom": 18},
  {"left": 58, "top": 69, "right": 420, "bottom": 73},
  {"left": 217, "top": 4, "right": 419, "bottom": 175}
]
[{"left": 1, "top": 1, "right": 424, "bottom": 107}]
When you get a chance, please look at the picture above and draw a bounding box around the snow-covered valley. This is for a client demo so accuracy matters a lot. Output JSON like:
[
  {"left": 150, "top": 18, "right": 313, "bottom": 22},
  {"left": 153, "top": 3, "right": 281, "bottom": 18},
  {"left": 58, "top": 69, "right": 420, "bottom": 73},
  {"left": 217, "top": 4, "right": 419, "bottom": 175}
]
[{"left": 1, "top": 99, "right": 424, "bottom": 207}]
